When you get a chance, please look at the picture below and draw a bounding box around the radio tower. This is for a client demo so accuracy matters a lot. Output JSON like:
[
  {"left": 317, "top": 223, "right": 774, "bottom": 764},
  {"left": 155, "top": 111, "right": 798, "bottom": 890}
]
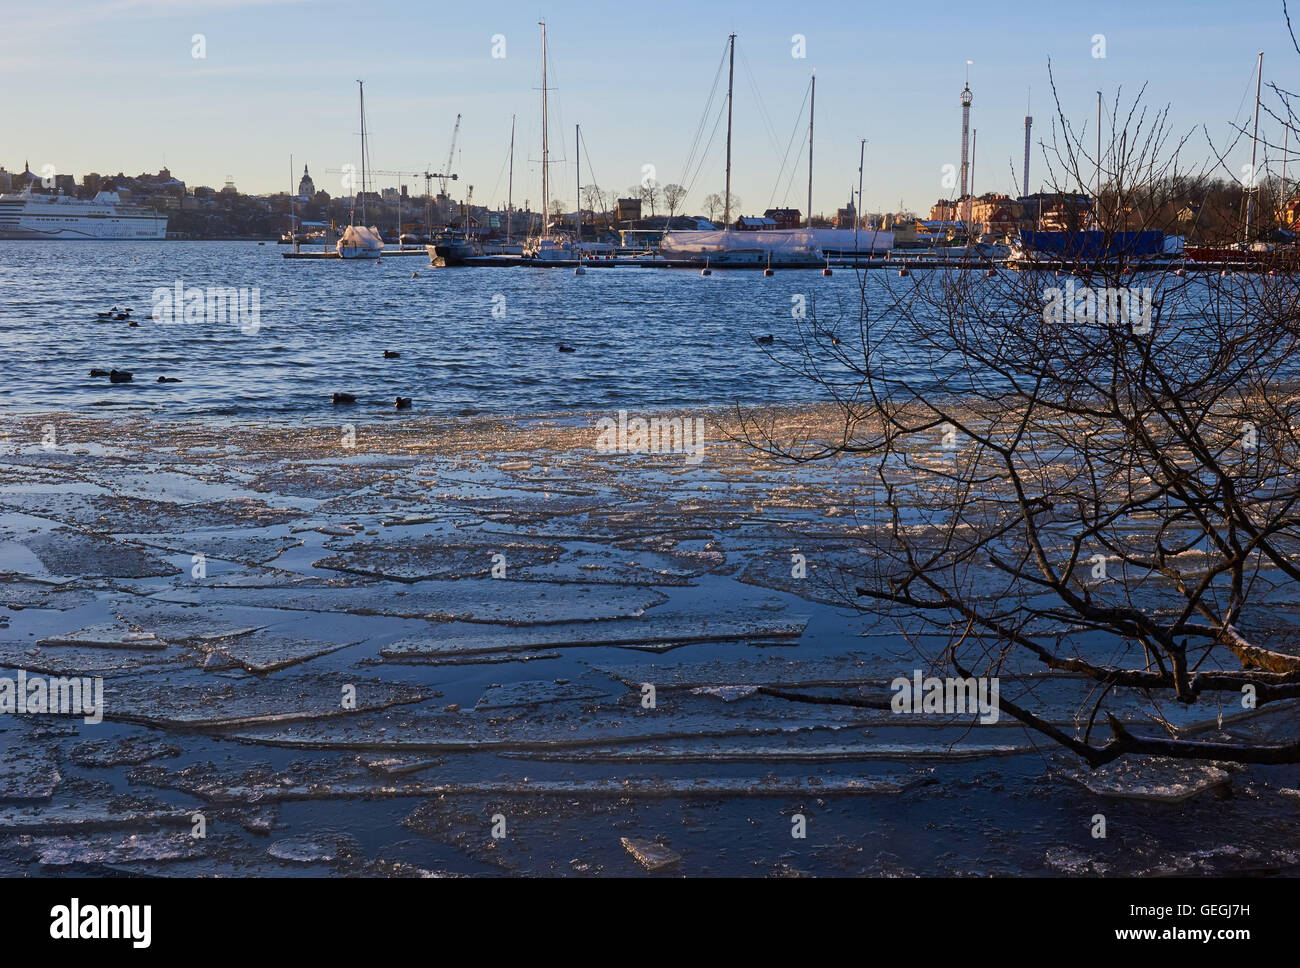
[
  {"left": 959, "top": 62, "right": 973, "bottom": 226},
  {"left": 1023, "top": 90, "right": 1033, "bottom": 198}
]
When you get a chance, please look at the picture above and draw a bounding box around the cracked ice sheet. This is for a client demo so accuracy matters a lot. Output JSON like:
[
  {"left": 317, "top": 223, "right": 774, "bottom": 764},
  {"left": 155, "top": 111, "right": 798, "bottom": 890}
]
[
  {"left": 313, "top": 537, "right": 562, "bottom": 582},
  {"left": 149, "top": 580, "right": 668, "bottom": 625},
  {"left": 1047, "top": 842, "right": 1300, "bottom": 877},
  {"left": 129, "top": 758, "right": 929, "bottom": 803},
  {"left": 438, "top": 494, "right": 614, "bottom": 524},
  {"left": 37, "top": 623, "right": 168, "bottom": 650},
  {"left": 187, "top": 611, "right": 382, "bottom": 673},
  {"left": 20, "top": 831, "right": 219, "bottom": 867},
  {"left": 69, "top": 736, "right": 181, "bottom": 768},
  {"left": 199, "top": 629, "right": 367, "bottom": 674},
  {"left": 737, "top": 546, "right": 870, "bottom": 606},
  {"left": 0, "top": 491, "right": 303, "bottom": 534},
  {"left": 0, "top": 746, "right": 61, "bottom": 802},
  {"left": 131, "top": 532, "right": 304, "bottom": 566},
  {"left": 216, "top": 692, "right": 875, "bottom": 752},
  {"left": 474, "top": 678, "right": 611, "bottom": 710},
  {"left": 501, "top": 739, "right": 1040, "bottom": 763},
  {"left": 0, "top": 802, "right": 199, "bottom": 834},
  {"left": 379, "top": 612, "right": 809, "bottom": 659},
  {"left": 590, "top": 655, "right": 879, "bottom": 689},
  {"left": 1065, "top": 757, "right": 1233, "bottom": 802},
  {"left": 97, "top": 675, "right": 429, "bottom": 729},
  {"left": 21, "top": 531, "right": 177, "bottom": 579},
  {"left": 0, "top": 640, "right": 188, "bottom": 678},
  {"left": 0, "top": 577, "right": 95, "bottom": 611}
]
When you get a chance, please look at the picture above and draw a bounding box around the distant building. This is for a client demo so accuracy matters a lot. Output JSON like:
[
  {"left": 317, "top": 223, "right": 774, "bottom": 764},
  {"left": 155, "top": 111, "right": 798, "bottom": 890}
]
[
  {"left": 0, "top": 168, "right": 11, "bottom": 192},
  {"left": 1017, "top": 192, "right": 1092, "bottom": 231},
  {"left": 969, "top": 193, "right": 1022, "bottom": 235},
  {"left": 53, "top": 174, "right": 75, "bottom": 195},
  {"left": 298, "top": 165, "right": 315, "bottom": 198},
  {"left": 763, "top": 207, "right": 801, "bottom": 229},
  {"left": 14, "top": 162, "right": 39, "bottom": 189},
  {"left": 615, "top": 197, "right": 642, "bottom": 222},
  {"left": 929, "top": 198, "right": 966, "bottom": 223},
  {"left": 835, "top": 196, "right": 857, "bottom": 229},
  {"left": 221, "top": 176, "right": 238, "bottom": 195},
  {"left": 735, "top": 215, "right": 777, "bottom": 230}
]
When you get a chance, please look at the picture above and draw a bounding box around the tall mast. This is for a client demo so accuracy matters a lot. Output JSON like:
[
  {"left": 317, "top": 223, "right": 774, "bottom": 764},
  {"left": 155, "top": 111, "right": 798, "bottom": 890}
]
[
  {"left": 806, "top": 71, "right": 815, "bottom": 229},
  {"left": 1096, "top": 91, "right": 1102, "bottom": 230},
  {"left": 290, "top": 154, "right": 298, "bottom": 253},
  {"left": 724, "top": 33, "right": 735, "bottom": 230},
  {"left": 856, "top": 138, "right": 865, "bottom": 255},
  {"left": 969, "top": 129, "right": 976, "bottom": 233},
  {"left": 576, "top": 123, "right": 581, "bottom": 237},
  {"left": 358, "top": 79, "right": 368, "bottom": 224},
  {"left": 1246, "top": 50, "right": 1264, "bottom": 243},
  {"left": 1279, "top": 124, "right": 1289, "bottom": 209},
  {"left": 1282, "top": 124, "right": 1289, "bottom": 224},
  {"left": 540, "top": 21, "right": 549, "bottom": 237},
  {"left": 507, "top": 114, "right": 515, "bottom": 244}
]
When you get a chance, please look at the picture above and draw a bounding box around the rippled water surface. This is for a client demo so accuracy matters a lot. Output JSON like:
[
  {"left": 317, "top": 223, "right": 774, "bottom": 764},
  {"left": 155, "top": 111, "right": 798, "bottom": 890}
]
[{"left": 0, "top": 241, "right": 898, "bottom": 420}]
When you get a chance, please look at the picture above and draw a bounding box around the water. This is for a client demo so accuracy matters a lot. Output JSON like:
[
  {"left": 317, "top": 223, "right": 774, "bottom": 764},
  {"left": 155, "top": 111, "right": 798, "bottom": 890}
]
[{"left": 0, "top": 241, "right": 880, "bottom": 420}]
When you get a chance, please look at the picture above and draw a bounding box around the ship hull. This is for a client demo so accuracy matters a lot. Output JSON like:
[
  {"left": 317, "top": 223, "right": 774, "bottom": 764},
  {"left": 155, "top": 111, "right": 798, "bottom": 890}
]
[{"left": 0, "top": 219, "right": 167, "bottom": 240}]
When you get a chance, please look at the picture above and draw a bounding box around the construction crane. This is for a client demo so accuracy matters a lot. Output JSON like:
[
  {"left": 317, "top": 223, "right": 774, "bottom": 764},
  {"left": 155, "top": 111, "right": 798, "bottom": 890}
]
[
  {"left": 326, "top": 167, "right": 451, "bottom": 183},
  {"left": 325, "top": 166, "right": 455, "bottom": 199},
  {"left": 325, "top": 165, "right": 460, "bottom": 239},
  {"left": 440, "top": 115, "right": 461, "bottom": 195},
  {"left": 421, "top": 170, "right": 457, "bottom": 199}
]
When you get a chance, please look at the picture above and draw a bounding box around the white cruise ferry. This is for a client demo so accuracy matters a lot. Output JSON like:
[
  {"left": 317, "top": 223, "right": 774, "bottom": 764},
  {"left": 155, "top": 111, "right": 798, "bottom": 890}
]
[{"left": 0, "top": 188, "right": 168, "bottom": 240}]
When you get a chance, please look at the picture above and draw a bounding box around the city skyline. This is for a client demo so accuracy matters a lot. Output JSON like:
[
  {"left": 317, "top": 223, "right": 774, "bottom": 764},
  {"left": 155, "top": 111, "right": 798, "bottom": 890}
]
[{"left": 1, "top": 0, "right": 1290, "bottom": 218}]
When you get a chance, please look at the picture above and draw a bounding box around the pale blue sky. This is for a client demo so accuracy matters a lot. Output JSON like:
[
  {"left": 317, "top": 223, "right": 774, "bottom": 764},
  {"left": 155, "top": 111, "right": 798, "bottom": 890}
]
[{"left": 1, "top": 0, "right": 1289, "bottom": 216}]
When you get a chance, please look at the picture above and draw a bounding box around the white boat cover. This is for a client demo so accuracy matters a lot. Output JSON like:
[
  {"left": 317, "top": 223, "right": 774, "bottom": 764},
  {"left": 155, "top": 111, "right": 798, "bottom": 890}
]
[
  {"left": 659, "top": 230, "right": 819, "bottom": 258},
  {"left": 659, "top": 228, "right": 894, "bottom": 258},
  {"left": 338, "top": 225, "right": 385, "bottom": 251},
  {"left": 804, "top": 228, "right": 895, "bottom": 253}
]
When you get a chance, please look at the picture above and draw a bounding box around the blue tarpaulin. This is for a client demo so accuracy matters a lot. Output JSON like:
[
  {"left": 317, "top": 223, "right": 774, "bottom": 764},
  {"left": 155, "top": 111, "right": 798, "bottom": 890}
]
[{"left": 1021, "top": 230, "right": 1165, "bottom": 259}]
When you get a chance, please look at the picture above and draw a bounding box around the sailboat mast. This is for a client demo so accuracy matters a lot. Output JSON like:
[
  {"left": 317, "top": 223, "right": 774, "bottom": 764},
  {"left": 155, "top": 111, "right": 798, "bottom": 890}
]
[
  {"left": 1095, "top": 91, "right": 1102, "bottom": 230},
  {"left": 1282, "top": 124, "right": 1290, "bottom": 225},
  {"left": 576, "top": 123, "right": 581, "bottom": 237},
  {"left": 724, "top": 33, "right": 735, "bottom": 230},
  {"left": 358, "top": 79, "right": 368, "bottom": 224},
  {"left": 856, "top": 139, "right": 865, "bottom": 255},
  {"left": 507, "top": 114, "right": 515, "bottom": 244},
  {"left": 540, "top": 21, "right": 549, "bottom": 237},
  {"left": 1246, "top": 50, "right": 1264, "bottom": 243},
  {"left": 290, "top": 154, "right": 298, "bottom": 253},
  {"left": 806, "top": 71, "right": 815, "bottom": 229}
]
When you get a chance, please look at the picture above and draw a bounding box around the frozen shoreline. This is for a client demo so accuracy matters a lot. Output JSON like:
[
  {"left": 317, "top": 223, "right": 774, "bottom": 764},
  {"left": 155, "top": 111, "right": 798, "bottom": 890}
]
[{"left": 2, "top": 406, "right": 1299, "bottom": 876}]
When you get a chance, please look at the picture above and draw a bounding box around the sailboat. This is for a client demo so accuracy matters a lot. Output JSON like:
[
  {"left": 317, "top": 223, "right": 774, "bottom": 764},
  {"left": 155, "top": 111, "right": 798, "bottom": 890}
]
[
  {"left": 657, "top": 35, "right": 820, "bottom": 269},
  {"left": 1186, "top": 51, "right": 1296, "bottom": 267},
  {"left": 523, "top": 21, "right": 581, "bottom": 263},
  {"left": 338, "top": 79, "right": 385, "bottom": 260}
]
